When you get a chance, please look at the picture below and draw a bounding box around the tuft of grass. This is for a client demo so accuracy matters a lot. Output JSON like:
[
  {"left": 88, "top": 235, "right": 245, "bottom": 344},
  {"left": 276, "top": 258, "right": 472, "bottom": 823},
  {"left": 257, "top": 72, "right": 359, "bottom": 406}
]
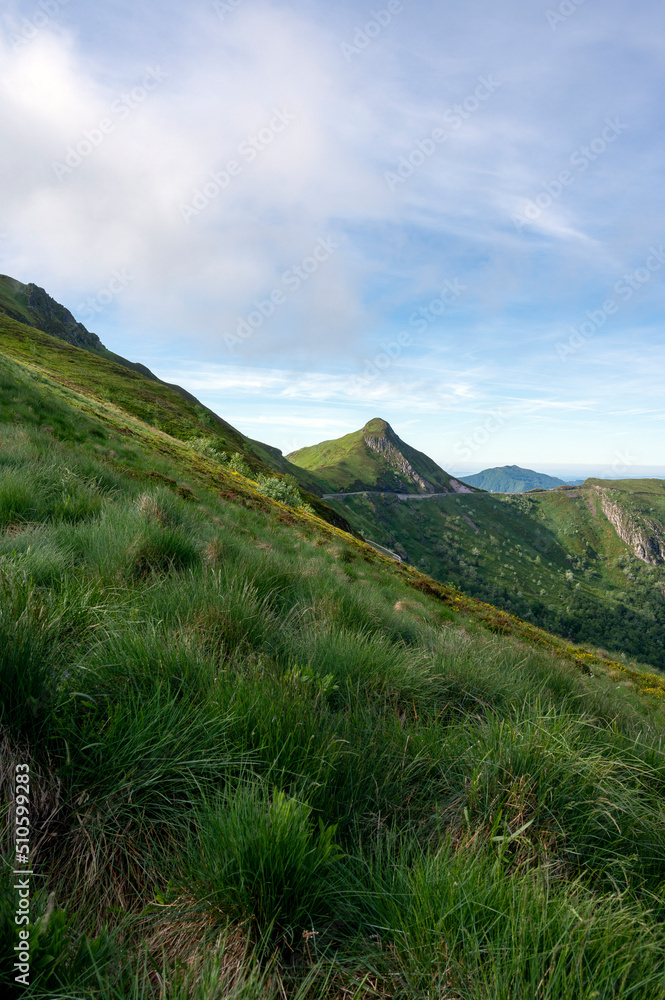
[{"left": 185, "top": 781, "right": 342, "bottom": 945}]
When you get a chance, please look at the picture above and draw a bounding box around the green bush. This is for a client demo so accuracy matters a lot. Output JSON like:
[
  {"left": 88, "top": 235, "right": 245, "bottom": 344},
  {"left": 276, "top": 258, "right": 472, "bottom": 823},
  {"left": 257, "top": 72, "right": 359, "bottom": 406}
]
[
  {"left": 228, "top": 452, "right": 252, "bottom": 476},
  {"left": 187, "top": 436, "right": 229, "bottom": 462},
  {"left": 254, "top": 475, "right": 314, "bottom": 513}
]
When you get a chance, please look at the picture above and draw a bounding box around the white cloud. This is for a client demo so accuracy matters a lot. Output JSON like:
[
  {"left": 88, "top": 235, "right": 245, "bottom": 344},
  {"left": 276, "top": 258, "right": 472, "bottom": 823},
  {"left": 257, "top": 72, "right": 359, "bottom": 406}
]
[{"left": 1, "top": 0, "right": 664, "bottom": 465}]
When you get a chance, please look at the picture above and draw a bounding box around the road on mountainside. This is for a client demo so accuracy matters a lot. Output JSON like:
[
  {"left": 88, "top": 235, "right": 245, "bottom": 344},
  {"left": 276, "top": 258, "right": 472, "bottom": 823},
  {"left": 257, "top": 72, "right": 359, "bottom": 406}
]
[{"left": 321, "top": 491, "right": 454, "bottom": 500}]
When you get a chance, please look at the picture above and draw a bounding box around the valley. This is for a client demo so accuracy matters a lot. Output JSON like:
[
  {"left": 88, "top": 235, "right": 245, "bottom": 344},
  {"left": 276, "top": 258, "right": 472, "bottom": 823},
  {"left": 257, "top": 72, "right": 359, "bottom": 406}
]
[{"left": 289, "top": 421, "right": 665, "bottom": 669}]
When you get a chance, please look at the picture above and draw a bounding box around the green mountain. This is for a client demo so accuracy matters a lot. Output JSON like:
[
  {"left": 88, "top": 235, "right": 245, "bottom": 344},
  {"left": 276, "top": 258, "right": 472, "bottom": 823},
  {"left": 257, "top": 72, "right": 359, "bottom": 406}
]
[
  {"left": 295, "top": 424, "right": 665, "bottom": 668},
  {"left": 3, "top": 308, "right": 665, "bottom": 997},
  {"left": 462, "top": 464, "right": 566, "bottom": 492},
  {"left": 287, "top": 417, "right": 479, "bottom": 495}
]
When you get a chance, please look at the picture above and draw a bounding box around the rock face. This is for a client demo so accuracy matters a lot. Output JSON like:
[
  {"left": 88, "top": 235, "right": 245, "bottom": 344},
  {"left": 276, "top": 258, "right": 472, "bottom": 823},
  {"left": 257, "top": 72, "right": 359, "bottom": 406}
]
[
  {"left": 24, "top": 283, "right": 104, "bottom": 351},
  {"left": 363, "top": 432, "right": 435, "bottom": 492},
  {"left": 597, "top": 489, "right": 665, "bottom": 564},
  {"left": 449, "top": 478, "right": 475, "bottom": 494}
]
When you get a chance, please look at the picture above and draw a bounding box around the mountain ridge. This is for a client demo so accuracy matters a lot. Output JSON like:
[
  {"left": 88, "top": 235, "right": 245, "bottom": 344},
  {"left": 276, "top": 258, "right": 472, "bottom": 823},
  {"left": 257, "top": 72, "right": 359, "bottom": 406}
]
[
  {"left": 287, "top": 417, "right": 478, "bottom": 495},
  {"left": 0, "top": 273, "right": 337, "bottom": 502}
]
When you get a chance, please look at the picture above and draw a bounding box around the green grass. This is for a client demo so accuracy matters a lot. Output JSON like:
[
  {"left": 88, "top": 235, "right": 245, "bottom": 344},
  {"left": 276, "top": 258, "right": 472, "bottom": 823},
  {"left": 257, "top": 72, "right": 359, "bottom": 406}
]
[
  {"left": 2, "top": 330, "right": 665, "bottom": 997},
  {"left": 185, "top": 782, "right": 342, "bottom": 944}
]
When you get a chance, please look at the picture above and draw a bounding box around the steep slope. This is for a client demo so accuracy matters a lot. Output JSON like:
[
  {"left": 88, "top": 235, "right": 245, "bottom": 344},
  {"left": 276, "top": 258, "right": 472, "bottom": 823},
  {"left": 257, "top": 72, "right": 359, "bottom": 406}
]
[
  {"left": 0, "top": 273, "right": 203, "bottom": 399},
  {"left": 0, "top": 312, "right": 350, "bottom": 531},
  {"left": 0, "top": 274, "right": 330, "bottom": 499},
  {"left": 462, "top": 464, "right": 566, "bottom": 492},
  {"left": 3, "top": 337, "right": 665, "bottom": 999},
  {"left": 287, "top": 417, "right": 478, "bottom": 495},
  {"left": 585, "top": 478, "right": 665, "bottom": 564}
]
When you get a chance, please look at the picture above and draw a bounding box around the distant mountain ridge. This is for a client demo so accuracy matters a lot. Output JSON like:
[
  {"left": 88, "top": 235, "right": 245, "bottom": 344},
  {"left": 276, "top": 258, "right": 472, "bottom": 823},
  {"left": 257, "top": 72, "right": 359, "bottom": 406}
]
[
  {"left": 461, "top": 465, "right": 567, "bottom": 493},
  {"left": 287, "top": 418, "right": 478, "bottom": 495}
]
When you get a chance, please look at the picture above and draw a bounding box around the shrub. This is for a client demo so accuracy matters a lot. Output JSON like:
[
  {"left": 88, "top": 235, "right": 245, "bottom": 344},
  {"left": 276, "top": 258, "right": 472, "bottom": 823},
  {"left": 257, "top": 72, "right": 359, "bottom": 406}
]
[
  {"left": 254, "top": 475, "right": 314, "bottom": 513},
  {"left": 228, "top": 452, "right": 252, "bottom": 476},
  {"left": 187, "top": 436, "right": 229, "bottom": 463}
]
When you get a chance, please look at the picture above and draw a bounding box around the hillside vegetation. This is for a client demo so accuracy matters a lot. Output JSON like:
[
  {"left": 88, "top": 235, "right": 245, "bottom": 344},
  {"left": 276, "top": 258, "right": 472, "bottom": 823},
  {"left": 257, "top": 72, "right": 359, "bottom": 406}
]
[
  {"left": 0, "top": 312, "right": 350, "bottom": 531},
  {"left": 295, "top": 422, "right": 665, "bottom": 669},
  {"left": 2, "top": 323, "right": 665, "bottom": 998}
]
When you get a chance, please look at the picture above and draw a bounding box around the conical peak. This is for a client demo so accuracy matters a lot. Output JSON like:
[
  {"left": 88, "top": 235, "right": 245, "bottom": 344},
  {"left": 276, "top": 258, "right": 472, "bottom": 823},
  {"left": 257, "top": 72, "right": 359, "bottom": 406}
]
[{"left": 362, "top": 417, "right": 392, "bottom": 435}]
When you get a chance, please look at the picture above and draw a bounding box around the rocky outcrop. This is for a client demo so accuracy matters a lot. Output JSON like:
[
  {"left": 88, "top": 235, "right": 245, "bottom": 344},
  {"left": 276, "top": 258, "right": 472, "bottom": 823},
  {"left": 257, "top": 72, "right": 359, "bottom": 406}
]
[
  {"left": 596, "top": 489, "right": 665, "bottom": 564},
  {"left": 450, "top": 477, "right": 474, "bottom": 494},
  {"left": 25, "top": 283, "right": 103, "bottom": 351},
  {"left": 363, "top": 433, "right": 436, "bottom": 492}
]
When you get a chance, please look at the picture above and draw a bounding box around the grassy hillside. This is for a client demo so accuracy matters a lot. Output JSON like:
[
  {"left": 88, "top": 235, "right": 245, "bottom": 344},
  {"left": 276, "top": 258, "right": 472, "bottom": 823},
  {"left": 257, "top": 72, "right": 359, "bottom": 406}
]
[
  {"left": 462, "top": 464, "right": 566, "bottom": 492},
  {"left": 0, "top": 277, "right": 332, "bottom": 499},
  {"left": 287, "top": 418, "right": 473, "bottom": 495},
  {"left": 0, "top": 275, "right": 47, "bottom": 329},
  {"left": 0, "top": 314, "right": 349, "bottom": 530},
  {"left": 326, "top": 482, "right": 665, "bottom": 669},
  {"left": 2, "top": 331, "right": 665, "bottom": 998}
]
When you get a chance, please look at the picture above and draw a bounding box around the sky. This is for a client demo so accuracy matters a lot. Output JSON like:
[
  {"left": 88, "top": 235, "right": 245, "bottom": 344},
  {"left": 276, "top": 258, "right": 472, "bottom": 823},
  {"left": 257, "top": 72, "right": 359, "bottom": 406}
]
[{"left": 1, "top": 0, "right": 664, "bottom": 476}]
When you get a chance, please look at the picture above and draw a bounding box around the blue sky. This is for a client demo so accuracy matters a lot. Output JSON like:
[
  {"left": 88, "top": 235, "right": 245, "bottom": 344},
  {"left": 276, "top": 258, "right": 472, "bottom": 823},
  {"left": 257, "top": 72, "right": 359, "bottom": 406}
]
[{"left": 1, "top": 0, "right": 664, "bottom": 475}]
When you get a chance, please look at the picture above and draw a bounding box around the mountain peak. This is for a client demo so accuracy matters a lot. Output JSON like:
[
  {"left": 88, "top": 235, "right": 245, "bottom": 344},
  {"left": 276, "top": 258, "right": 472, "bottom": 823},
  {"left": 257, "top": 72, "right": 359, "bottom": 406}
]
[
  {"left": 362, "top": 417, "right": 392, "bottom": 435},
  {"left": 287, "top": 419, "right": 477, "bottom": 496}
]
